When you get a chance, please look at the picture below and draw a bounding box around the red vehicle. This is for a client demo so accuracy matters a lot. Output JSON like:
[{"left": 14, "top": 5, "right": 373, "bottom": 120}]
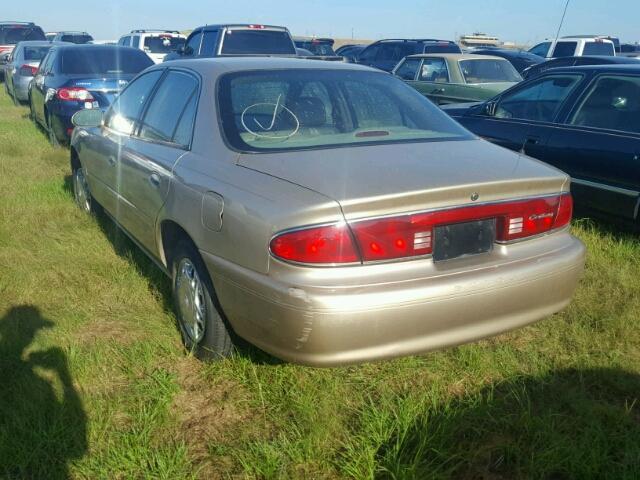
[{"left": 0, "top": 22, "right": 47, "bottom": 77}]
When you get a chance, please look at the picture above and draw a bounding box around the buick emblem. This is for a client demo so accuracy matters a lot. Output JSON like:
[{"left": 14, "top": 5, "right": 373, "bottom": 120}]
[{"left": 470, "top": 192, "right": 479, "bottom": 202}]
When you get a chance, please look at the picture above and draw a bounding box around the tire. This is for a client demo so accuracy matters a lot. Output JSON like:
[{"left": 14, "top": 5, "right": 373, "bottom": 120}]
[
  {"left": 171, "top": 241, "right": 234, "bottom": 360},
  {"left": 72, "top": 165, "right": 100, "bottom": 215}
]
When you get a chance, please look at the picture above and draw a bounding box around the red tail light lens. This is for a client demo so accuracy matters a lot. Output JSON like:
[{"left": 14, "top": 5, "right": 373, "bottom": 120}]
[
  {"left": 18, "top": 64, "right": 38, "bottom": 76},
  {"left": 270, "top": 223, "right": 359, "bottom": 264},
  {"left": 56, "top": 87, "right": 94, "bottom": 102},
  {"left": 270, "top": 194, "right": 572, "bottom": 265}
]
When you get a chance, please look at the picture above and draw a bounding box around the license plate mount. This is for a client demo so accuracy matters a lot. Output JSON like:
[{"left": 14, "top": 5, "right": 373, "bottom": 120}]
[{"left": 433, "top": 219, "right": 495, "bottom": 262}]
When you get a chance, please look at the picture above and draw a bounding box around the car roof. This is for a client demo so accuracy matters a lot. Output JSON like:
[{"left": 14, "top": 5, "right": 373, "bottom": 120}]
[
  {"left": 375, "top": 38, "right": 456, "bottom": 44},
  {"left": 160, "top": 56, "right": 377, "bottom": 74},
  {"left": 539, "top": 64, "right": 640, "bottom": 74},
  {"left": 548, "top": 55, "right": 639, "bottom": 64},
  {"left": 557, "top": 37, "right": 614, "bottom": 42},
  {"left": 57, "top": 31, "right": 90, "bottom": 35},
  {"left": 193, "top": 24, "right": 289, "bottom": 32},
  {"left": 406, "top": 53, "right": 504, "bottom": 61},
  {"left": 473, "top": 48, "right": 539, "bottom": 57},
  {"left": 53, "top": 44, "right": 141, "bottom": 52}
]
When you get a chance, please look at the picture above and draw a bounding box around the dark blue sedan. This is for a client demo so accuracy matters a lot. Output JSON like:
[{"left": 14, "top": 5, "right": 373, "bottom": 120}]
[
  {"left": 443, "top": 65, "right": 640, "bottom": 224},
  {"left": 29, "top": 44, "right": 153, "bottom": 145}
]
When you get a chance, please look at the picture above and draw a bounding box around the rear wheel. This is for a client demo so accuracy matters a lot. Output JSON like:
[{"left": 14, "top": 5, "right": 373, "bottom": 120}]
[{"left": 172, "top": 241, "right": 234, "bottom": 360}]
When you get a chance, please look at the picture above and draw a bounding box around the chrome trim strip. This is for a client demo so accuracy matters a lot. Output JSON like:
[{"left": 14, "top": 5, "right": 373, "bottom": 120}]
[{"left": 571, "top": 178, "right": 639, "bottom": 197}]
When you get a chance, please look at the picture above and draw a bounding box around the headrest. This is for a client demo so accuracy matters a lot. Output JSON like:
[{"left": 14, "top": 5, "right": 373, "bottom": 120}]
[{"left": 290, "top": 97, "right": 327, "bottom": 127}]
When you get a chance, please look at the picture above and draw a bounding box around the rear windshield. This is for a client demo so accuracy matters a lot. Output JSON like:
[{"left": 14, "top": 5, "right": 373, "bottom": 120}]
[
  {"left": 459, "top": 59, "right": 522, "bottom": 83},
  {"left": 552, "top": 41, "right": 577, "bottom": 58},
  {"left": 296, "top": 41, "right": 336, "bottom": 56},
  {"left": 423, "top": 43, "right": 462, "bottom": 54},
  {"left": 144, "top": 35, "right": 185, "bottom": 53},
  {"left": 583, "top": 41, "right": 615, "bottom": 56},
  {"left": 218, "top": 69, "right": 472, "bottom": 152},
  {"left": 23, "top": 45, "right": 51, "bottom": 61},
  {"left": 221, "top": 29, "right": 296, "bottom": 55},
  {"left": 0, "top": 26, "right": 46, "bottom": 44},
  {"left": 61, "top": 34, "right": 93, "bottom": 44},
  {"left": 61, "top": 48, "right": 153, "bottom": 74}
]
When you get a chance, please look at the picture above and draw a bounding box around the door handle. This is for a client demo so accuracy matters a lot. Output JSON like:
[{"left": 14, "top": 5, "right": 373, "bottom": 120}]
[
  {"left": 431, "top": 88, "right": 446, "bottom": 94},
  {"left": 148, "top": 173, "right": 161, "bottom": 187},
  {"left": 525, "top": 136, "right": 540, "bottom": 145},
  {"left": 107, "top": 156, "right": 116, "bottom": 166}
]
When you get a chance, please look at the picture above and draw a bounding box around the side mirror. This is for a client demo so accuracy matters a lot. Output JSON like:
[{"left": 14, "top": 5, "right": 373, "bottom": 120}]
[
  {"left": 484, "top": 100, "right": 498, "bottom": 117},
  {"left": 72, "top": 109, "right": 104, "bottom": 128},
  {"left": 177, "top": 45, "right": 186, "bottom": 56},
  {"left": 2, "top": 53, "right": 9, "bottom": 63}
]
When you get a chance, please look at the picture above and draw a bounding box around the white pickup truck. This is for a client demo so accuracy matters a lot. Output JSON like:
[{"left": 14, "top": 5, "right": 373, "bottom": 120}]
[{"left": 529, "top": 36, "right": 616, "bottom": 58}]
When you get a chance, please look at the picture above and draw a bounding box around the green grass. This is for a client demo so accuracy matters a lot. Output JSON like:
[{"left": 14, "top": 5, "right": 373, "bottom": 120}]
[{"left": 0, "top": 88, "right": 639, "bottom": 479}]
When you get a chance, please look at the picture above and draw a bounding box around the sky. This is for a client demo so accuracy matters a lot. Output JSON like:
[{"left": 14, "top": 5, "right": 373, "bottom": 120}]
[{"left": 8, "top": 0, "right": 640, "bottom": 45}]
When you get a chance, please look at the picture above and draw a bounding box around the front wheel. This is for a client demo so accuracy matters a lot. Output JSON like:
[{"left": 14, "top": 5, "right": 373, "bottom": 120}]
[
  {"left": 172, "top": 241, "right": 234, "bottom": 360},
  {"left": 72, "top": 166, "right": 99, "bottom": 215}
]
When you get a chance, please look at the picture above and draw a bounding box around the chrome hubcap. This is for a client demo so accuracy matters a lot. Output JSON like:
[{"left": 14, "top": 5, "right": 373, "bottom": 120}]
[
  {"left": 176, "top": 259, "right": 206, "bottom": 344},
  {"left": 74, "top": 168, "right": 91, "bottom": 213}
]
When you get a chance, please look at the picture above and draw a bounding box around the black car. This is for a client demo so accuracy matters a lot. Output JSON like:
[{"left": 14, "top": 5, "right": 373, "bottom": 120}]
[
  {"left": 29, "top": 44, "right": 153, "bottom": 145},
  {"left": 443, "top": 65, "right": 640, "bottom": 224},
  {"left": 356, "top": 39, "right": 462, "bottom": 72},
  {"left": 522, "top": 55, "right": 640, "bottom": 79},
  {"left": 293, "top": 37, "right": 336, "bottom": 56},
  {"left": 471, "top": 48, "right": 544, "bottom": 74},
  {"left": 164, "top": 24, "right": 296, "bottom": 61},
  {"left": 335, "top": 44, "right": 366, "bottom": 62}
]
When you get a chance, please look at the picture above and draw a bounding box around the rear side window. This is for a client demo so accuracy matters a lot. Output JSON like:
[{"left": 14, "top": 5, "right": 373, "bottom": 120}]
[
  {"left": 418, "top": 58, "right": 449, "bottom": 82},
  {"left": 552, "top": 42, "right": 577, "bottom": 58},
  {"left": 459, "top": 59, "right": 522, "bottom": 83},
  {"left": 105, "top": 70, "right": 163, "bottom": 134},
  {"left": 395, "top": 58, "right": 421, "bottom": 80},
  {"left": 61, "top": 34, "right": 93, "bottom": 44},
  {"left": 221, "top": 29, "right": 295, "bottom": 55},
  {"left": 583, "top": 41, "right": 615, "bottom": 56},
  {"left": 570, "top": 75, "right": 640, "bottom": 133},
  {"left": 139, "top": 71, "right": 199, "bottom": 146},
  {"left": 496, "top": 74, "right": 582, "bottom": 122},
  {"left": 61, "top": 48, "right": 153, "bottom": 74},
  {"left": 377, "top": 43, "right": 414, "bottom": 62},
  {"left": 218, "top": 69, "right": 472, "bottom": 152}
]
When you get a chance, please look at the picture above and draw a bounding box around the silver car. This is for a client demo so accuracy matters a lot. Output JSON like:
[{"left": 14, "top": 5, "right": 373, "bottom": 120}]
[
  {"left": 3, "top": 40, "right": 51, "bottom": 104},
  {"left": 70, "top": 58, "right": 585, "bottom": 366}
]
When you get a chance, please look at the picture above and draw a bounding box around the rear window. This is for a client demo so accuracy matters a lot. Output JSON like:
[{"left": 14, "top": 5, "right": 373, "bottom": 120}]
[
  {"left": 61, "top": 34, "right": 93, "bottom": 44},
  {"left": 221, "top": 29, "right": 296, "bottom": 55},
  {"left": 23, "top": 45, "right": 51, "bottom": 61},
  {"left": 218, "top": 69, "right": 472, "bottom": 152},
  {"left": 61, "top": 48, "right": 153, "bottom": 74},
  {"left": 552, "top": 41, "right": 577, "bottom": 58},
  {"left": 583, "top": 41, "right": 615, "bottom": 56},
  {"left": 144, "top": 35, "right": 185, "bottom": 53},
  {"left": 459, "top": 59, "right": 522, "bottom": 83},
  {"left": 0, "top": 26, "right": 46, "bottom": 44},
  {"left": 422, "top": 43, "right": 462, "bottom": 54}
]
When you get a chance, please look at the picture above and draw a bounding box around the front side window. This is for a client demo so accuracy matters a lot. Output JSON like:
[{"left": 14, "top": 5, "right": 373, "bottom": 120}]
[
  {"left": 105, "top": 70, "right": 163, "bottom": 134},
  {"left": 220, "top": 29, "right": 296, "bottom": 55},
  {"left": 357, "top": 44, "right": 379, "bottom": 62},
  {"left": 529, "top": 42, "right": 551, "bottom": 57},
  {"left": 394, "top": 58, "right": 421, "bottom": 80},
  {"left": 583, "top": 41, "right": 615, "bottom": 56},
  {"left": 551, "top": 41, "right": 577, "bottom": 58},
  {"left": 459, "top": 59, "right": 522, "bottom": 84},
  {"left": 139, "top": 71, "right": 199, "bottom": 145},
  {"left": 418, "top": 58, "right": 449, "bottom": 82},
  {"left": 570, "top": 75, "right": 640, "bottom": 133},
  {"left": 218, "top": 69, "right": 472, "bottom": 152},
  {"left": 184, "top": 32, "right": 202, "bottom": 56},
  {"left": 495, "top": 74, "right": 581, "bottom": 122},
  {"left": 118, "top": 36, "right": 130, "bottom": 47}
]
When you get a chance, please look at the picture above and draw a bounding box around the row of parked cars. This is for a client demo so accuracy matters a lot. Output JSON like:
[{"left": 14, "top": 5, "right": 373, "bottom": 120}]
[{"left": 0, "top": 19, "right": 637, "bottom": 367}]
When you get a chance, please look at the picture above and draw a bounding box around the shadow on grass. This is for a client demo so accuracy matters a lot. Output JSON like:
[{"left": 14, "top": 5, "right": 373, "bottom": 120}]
[
  {"left": 376, "top": 367, "right": 640, "bottom": 479},
  {"left": 62, "top": 175, "right": 282, "bottom": 366},
  {"left": 0, "top": 306, "right": 87, "bottom": 479}
]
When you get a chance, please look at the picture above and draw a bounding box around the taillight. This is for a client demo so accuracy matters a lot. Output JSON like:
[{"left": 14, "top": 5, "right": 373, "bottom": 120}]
[
  {"left": 56, "top": 87, "right": 94, "bottom": 102},
  {"left": 248, "top": 24, "right": 266, "bottom": 29},
  {"left": 270, "top": 194, "right": 572, "bottom": 265},
  {"left": 18, "top": 64, "right": 38, "bottom": 76},
  {"left": 270, "top": 223, "right": 359, "bottom": 264}
]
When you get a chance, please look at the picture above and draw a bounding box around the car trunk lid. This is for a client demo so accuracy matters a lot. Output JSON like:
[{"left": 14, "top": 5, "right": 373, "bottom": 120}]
[{"left": 64, "top": 74, "right": 134, "bottom": 108}]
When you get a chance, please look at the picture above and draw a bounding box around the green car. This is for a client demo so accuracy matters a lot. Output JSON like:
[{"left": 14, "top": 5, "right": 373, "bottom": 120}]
[{"left": 393, "top": 53, "right": 522, "bottom": 105}]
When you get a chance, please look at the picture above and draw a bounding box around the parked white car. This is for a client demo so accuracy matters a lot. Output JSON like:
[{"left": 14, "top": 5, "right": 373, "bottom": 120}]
[
  {"left": 117, "top": 29, "right": 186, "bottom": 63},
  {"left": 529, "top": 36, "right": 616, "bottom": 59}
]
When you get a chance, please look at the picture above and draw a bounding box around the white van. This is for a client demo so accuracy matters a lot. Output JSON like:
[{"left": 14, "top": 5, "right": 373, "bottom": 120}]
[{"left": 529, "top": 36, "right": 616, "bottom": 59}]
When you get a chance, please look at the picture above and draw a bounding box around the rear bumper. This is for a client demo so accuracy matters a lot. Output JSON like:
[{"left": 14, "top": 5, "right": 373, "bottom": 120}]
[{"left": 203, "top": 231, "right": 586, "bottom": 367}]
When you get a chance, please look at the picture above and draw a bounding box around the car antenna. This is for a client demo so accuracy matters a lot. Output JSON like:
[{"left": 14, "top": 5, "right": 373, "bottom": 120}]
[{"left": 553, "top": 0, "right": 571, "bottom": 46}]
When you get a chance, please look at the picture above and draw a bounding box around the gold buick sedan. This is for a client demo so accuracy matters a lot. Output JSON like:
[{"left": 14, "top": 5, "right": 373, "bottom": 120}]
[{"left": 69, "top": 58, "right": 585, "bottom": 366}]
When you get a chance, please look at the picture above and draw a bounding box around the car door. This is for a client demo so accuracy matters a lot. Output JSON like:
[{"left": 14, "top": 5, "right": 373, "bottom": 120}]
[
  {"left": 31, "top": 50, "right": 54, "bottom": 124},
  {"left": 116, "top": 69, "right": 199, "bottom": 251},
  {"left": 83, "top": 70, "right": 164, "bottom": 216},
  {"left": 544, "top": 74, "right": 640, "bottom": 220},
  {"left": 412, "top": 57, "right": 459, "bottom": 104},
  {"left": 459, "top": 73, "right": 583, "bottom": 153}
]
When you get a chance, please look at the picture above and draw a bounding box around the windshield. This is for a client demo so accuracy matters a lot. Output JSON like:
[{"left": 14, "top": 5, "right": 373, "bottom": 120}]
[
  {"left": 61, "top": 34, "right": 93, "bottom": 44},
  {"left": 144, "top": 35, "right": 185, "bottom": 53},
  {"left": 23, "top": 45, "right": 51, "bottom": 61},
  {"left": 61, "top": 48, "right": 153, "bottom": 74},
  {"left": 221, "top": 29, "right": 296, "bottom": 55},
  {"left": 459, "top": 59, "right": 522, "bottom": 83},
  {"left": 0, "top": 26, "right": 46, "bottom": 44},
  {"left": 218, "top": 69, "right": 472, "bottom": 152}
]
